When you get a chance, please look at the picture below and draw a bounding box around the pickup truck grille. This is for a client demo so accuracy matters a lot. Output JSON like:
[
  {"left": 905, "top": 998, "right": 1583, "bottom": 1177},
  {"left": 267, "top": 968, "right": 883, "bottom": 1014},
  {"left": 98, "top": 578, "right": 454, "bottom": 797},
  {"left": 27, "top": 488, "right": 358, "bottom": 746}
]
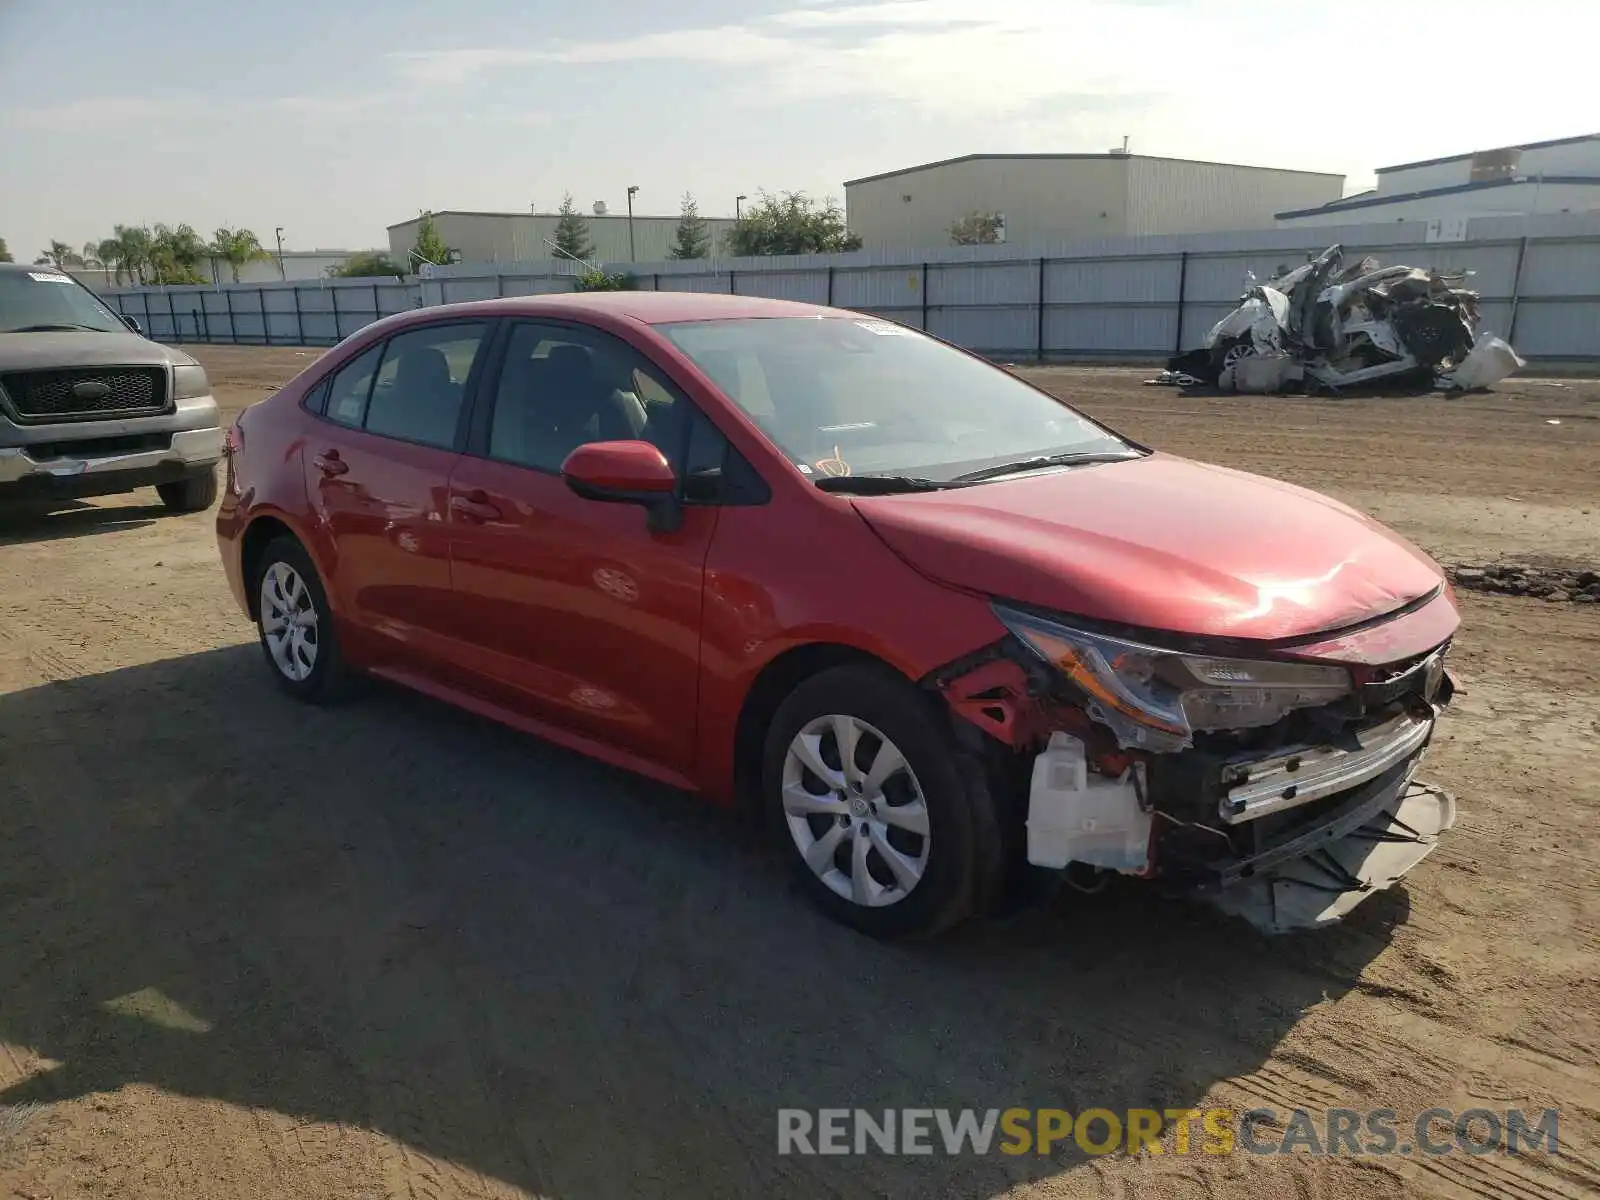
[{"left": 1, "top": 367, "right": 169, "bottom": 423}]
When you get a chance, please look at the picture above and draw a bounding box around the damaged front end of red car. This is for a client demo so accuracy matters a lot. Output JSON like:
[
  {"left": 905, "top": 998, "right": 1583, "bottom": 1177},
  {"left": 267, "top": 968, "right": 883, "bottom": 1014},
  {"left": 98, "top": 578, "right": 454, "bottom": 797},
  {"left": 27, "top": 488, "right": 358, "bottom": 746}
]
[{"left": 922, "top": 593, "right": 1459, "bottom": 934}]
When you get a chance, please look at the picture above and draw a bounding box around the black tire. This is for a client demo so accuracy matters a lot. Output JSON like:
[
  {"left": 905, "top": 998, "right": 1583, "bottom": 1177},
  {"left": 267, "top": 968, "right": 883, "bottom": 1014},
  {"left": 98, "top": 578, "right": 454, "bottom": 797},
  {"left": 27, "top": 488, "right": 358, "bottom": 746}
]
[
  {"left": 761, "top": 664, "right": 1003, "bottom": 938},
  {"left": 250, "top": 535, "right": 353, "bottom": 703},
  {"left": 156, "top": 470, "right": 219, "bottom": 513}
]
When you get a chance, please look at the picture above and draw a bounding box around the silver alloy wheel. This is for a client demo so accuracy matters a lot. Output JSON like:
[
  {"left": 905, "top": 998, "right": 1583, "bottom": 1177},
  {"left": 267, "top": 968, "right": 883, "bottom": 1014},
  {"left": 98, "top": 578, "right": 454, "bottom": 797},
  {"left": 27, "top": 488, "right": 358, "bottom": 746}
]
[
  {"left": 259, "top": 561, "right": 320, "bottom": 683},
  {"left": 1221, "top": 341, "right": 1254, "bottom": 370},
  {"left": 781, "top": 714, "right": 931, "bottom": 908}
]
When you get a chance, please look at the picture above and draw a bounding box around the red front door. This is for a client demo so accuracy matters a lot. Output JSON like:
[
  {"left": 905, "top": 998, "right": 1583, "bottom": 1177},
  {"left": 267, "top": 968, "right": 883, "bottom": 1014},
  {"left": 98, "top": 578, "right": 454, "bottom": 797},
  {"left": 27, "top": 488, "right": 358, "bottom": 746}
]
[
  {"left": 442, "top": 320, "right": 721, "bottom": 776},
  {"left": 445, "top": 458, "right": 716, "bottom": 773}
]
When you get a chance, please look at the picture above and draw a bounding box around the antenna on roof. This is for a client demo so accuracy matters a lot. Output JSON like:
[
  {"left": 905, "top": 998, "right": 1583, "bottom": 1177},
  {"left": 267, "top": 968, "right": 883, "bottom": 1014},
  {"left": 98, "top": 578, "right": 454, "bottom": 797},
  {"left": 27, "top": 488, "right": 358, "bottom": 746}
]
[{"left": 543, "top": 237, "right": 599, "bottom": 273}]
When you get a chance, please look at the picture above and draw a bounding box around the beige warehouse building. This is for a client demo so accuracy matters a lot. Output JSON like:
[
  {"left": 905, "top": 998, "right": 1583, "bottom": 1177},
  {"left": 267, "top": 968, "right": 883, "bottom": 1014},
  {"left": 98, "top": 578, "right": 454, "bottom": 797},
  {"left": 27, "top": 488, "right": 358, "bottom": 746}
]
[
  {"left": 387, "top": 209, "right": 741, "bottom": 268},
  {"left": 845, "top": 153, "right": 1344, "bottom": 250}
]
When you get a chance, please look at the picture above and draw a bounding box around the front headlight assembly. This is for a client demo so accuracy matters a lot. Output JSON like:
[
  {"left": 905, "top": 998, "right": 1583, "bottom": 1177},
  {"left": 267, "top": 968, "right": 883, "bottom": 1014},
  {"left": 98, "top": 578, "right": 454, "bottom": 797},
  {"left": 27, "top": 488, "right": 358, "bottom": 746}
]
[
  {"left": 171, "top": 363, "right": 211, "bottom": 401},
  {"left": 993, "top": 605, "right": 1351, "bottom": 752}
]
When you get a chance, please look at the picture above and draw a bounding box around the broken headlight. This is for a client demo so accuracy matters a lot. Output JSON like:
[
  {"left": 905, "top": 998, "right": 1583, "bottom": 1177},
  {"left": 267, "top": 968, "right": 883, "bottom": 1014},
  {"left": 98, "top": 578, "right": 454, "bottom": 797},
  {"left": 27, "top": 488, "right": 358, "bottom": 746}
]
[{"left": 993, "top": 605, "right": 1351, "bottom": 752}]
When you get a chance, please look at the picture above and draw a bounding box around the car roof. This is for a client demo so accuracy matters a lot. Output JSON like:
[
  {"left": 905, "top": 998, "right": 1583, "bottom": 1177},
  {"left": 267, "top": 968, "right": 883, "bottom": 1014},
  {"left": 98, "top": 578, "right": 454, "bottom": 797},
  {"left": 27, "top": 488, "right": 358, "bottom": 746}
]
[{"left": 425, "top": 290, "right": 838, "bottom": 326}]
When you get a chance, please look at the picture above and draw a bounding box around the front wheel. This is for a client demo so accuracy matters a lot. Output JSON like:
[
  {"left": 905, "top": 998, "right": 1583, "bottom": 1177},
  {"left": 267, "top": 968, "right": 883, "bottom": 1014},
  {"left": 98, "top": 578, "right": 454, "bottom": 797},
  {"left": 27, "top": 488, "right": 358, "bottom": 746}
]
[
  {"left": 762, "top": 664, "right": 1002, "bottom": 938},
  {"left": 156, "top": 470, "right": 219, "bottom": 513}
]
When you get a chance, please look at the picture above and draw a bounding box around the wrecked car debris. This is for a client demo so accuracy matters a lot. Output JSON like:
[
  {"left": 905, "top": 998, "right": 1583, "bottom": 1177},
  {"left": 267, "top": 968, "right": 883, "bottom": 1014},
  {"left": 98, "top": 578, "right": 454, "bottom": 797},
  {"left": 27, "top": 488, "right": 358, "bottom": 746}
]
[{"left": 1172, "top": 244, "right": 1521, "bottom": 395}]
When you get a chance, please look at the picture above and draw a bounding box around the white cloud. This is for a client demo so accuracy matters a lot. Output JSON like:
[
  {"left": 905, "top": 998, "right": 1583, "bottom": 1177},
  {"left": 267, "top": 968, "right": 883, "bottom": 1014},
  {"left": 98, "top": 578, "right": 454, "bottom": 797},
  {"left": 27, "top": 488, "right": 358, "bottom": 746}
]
[{"left": 382, "top": 0, "right": 1594, "bottom": 171}]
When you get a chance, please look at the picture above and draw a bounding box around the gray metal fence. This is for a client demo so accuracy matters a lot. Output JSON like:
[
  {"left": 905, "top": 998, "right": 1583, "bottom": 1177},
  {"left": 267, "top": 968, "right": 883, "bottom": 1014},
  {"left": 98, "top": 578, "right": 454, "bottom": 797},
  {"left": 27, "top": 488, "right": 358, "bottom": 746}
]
[{"left": 98, "top": 212, "right": 1600, "bottom": 362}]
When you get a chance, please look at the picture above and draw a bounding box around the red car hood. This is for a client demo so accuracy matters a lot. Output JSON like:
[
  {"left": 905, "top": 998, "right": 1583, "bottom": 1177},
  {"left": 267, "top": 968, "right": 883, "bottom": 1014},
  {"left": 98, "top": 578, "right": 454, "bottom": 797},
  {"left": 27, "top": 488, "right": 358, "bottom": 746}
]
[{"left": 852, "top": 454, "right": 1447, "bottom": 642}]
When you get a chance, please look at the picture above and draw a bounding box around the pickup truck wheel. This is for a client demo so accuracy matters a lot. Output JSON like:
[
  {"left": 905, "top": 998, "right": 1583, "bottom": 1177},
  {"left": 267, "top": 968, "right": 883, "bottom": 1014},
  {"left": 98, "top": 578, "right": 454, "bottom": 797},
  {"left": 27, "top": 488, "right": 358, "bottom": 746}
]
[
  {"left": 762, "top": 664, "right": 997, "bottom": 938},
  {"left": 252, "top": 536, "right": 351, "bottom": 702},
  {"left": 156, "top": 470, "right": 219, "bottom": 513}
]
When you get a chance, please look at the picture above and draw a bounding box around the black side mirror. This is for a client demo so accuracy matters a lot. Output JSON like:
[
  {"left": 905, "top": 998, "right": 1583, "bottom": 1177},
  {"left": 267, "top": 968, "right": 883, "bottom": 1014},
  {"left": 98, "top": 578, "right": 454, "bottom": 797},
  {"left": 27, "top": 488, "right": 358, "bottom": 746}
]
[{"left": 121, "top": 315, "right": 143, "bottom": 335}]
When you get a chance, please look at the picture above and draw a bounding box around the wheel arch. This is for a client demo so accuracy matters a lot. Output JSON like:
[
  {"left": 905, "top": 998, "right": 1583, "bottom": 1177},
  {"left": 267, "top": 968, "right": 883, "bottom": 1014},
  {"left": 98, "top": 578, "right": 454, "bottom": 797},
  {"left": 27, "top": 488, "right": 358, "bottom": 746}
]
[
  {"left": 731, "top": 641, "right": 916, "bottom": 817},
  {"left": 239, "top": 512, "right": 329, "bottom": 620}
]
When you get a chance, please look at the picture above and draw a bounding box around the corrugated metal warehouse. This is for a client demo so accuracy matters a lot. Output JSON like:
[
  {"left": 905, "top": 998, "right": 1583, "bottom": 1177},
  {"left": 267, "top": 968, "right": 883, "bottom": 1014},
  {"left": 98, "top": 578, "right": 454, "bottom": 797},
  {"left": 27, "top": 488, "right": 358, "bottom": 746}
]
[
  {"left": 1276, "top": 132, "right": 1600, "bottom": 227},
  {"left": 845, "top": 153, "right": 1345, "bottom": 250},
  {"left": 386, "top": 209, "right": 740, "bottom": 267}
]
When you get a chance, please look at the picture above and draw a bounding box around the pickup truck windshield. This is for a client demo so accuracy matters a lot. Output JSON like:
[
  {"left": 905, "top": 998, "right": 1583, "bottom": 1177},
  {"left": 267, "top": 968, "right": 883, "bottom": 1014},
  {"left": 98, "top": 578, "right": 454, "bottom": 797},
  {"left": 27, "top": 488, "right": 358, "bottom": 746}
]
[
  {"left": 0, "top": 270, "right": 128, "bottom": 334},
  {"left": 658, "top": 316, "right": 1134, "bottom": 483}
]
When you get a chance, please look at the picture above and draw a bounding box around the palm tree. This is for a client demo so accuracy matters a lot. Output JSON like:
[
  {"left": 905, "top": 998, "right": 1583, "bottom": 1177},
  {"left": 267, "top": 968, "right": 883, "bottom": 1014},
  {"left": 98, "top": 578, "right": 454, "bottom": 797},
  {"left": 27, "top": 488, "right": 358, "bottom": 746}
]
[
  {"left": 209, "top": 227, "right": 270, "bottom": 284},
  {"left": 37, "top": 239, "right": 84, "bottom": 269},
  {"left": 112, "top": 224, "right": 153, "bottom": 285},
  {"left": 95, "top": 237, "right": 128, "bottom": 285},
  {"left": 150, "top": 223, "right": 207, "bottom": 284}
]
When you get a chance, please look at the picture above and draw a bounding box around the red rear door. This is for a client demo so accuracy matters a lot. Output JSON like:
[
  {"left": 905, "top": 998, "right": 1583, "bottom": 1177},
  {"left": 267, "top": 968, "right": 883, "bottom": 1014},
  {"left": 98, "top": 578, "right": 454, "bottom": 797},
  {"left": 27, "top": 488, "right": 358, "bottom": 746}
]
[{"left": 302, "top": 320, "right": 491, "bottom": 669}]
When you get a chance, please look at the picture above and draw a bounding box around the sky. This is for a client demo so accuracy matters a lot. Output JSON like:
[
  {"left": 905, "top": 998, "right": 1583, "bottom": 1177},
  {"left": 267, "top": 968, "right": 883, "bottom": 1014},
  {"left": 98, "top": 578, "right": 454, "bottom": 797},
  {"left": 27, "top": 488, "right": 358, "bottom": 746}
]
[{"left": 1, "top": 0, "right": 1594, "bottom": 261}]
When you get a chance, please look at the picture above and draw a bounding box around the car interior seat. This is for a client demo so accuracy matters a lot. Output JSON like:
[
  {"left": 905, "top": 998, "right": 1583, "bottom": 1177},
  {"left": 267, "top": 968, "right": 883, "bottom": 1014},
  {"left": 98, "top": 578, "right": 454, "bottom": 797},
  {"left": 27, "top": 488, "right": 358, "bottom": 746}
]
[{"left": 372, "top": 345, "right": 460, "bottom": 445}]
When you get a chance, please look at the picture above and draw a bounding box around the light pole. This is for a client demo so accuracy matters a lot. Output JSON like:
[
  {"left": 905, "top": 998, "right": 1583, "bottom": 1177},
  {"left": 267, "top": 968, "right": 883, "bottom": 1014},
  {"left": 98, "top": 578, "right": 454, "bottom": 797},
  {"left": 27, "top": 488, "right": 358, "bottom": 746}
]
[
  {"left": 274, "top": 227, "right": 286, "bottom": 280},
  {"left": 626, "top": 185, "right": 640, "bottom": 262},
  {"left": 736, "top": 194, "right": 747, "bottom": 220}
]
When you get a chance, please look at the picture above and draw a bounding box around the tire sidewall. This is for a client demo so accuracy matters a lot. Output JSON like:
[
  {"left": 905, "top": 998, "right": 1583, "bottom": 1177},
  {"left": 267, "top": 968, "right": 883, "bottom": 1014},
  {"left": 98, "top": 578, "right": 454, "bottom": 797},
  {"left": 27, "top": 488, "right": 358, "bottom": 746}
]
[
  {"left": 252, "top": 537, "right": 340, "bottom": 701},
  {"left": 761, "top": 665, "right": 980, "bottom": 938}
]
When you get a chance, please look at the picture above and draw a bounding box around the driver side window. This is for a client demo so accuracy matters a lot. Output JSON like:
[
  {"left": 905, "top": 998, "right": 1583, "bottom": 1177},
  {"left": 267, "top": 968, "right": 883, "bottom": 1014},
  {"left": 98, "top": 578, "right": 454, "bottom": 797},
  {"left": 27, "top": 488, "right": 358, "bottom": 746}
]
[{"left": 488, "top": 323, "right": 673, "bottom": 472}]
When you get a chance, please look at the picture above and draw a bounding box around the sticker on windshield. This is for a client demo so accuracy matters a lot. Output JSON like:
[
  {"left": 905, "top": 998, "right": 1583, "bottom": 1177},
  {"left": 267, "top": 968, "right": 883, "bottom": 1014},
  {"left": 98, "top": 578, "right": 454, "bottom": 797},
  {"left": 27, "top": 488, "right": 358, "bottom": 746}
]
[
  {"left": 814, "top": 447, "right": 852, "bottom": 478},
  {"left": 853, "top": 319, "right": 911, "bottom": 336},
  {"left": 28, "top": 272, "right": 74, "bottom": 284}
]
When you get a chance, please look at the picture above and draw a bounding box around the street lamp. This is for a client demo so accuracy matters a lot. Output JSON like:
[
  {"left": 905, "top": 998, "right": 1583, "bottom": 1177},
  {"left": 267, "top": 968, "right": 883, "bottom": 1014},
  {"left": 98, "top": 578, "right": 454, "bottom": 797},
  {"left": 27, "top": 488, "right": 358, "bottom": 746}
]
[
  {"left": 274, "top": 227, "right": 286, "bottom": 280},
  {"left": 626, "top": 185, "right": 640, "bottom": 262},
  {"left": 736, "top": 194, "right": 747, "bottom": 220}
]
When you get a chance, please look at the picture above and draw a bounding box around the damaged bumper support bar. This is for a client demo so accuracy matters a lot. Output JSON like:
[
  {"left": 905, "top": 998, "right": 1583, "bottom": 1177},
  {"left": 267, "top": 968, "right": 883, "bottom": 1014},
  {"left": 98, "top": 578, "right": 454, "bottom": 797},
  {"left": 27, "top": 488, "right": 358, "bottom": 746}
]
[
  {"left": 1218, "top": 708, "right": 1435, "bottom": 825},
  {"left": 1022, "top": 713, "right": 1452, "bottom": 934}
]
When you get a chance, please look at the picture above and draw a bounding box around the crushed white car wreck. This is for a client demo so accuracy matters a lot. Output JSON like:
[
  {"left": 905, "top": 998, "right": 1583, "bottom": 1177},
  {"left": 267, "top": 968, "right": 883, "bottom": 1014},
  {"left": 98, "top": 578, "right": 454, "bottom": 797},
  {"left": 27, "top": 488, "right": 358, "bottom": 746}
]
[{"left": 1168, "top": 243, "right": 1524, "bottom": 395}]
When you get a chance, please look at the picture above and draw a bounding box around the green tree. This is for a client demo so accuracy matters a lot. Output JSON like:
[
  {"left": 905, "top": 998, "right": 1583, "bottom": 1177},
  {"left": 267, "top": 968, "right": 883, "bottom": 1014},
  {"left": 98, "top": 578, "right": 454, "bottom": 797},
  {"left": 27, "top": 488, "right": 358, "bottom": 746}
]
[
  {"left": 149, "top": 223, "right": 208, "bottom": 284},
  {"left": 668, "top": 192, "right": 710, "bottom": 260},
  {"left": 949, "top": 211, "right": 1004, "bottom": 246},
  {"left": 723, "top": 192, "right": 862, "bottom": 257},
  {"left": 37, "top": 239, "right": 85, "bottom": 269},
  {"left": 552, "top": 193, "right": 594, "bottom": 264},
  {"left": 410, "top": 211, "right": 451, "bottom": 268},
  {"left": 107, "top": 224, "right": 154, "bottom": 284},
  {"left": 328, "top": 251, "right": 404, "bottom": 278},
  {"left": 0, "top": 236, "right": 12, "bottom": 263},
  {"left": 209, "top": 227, "right": 271, "bottom": 283}
]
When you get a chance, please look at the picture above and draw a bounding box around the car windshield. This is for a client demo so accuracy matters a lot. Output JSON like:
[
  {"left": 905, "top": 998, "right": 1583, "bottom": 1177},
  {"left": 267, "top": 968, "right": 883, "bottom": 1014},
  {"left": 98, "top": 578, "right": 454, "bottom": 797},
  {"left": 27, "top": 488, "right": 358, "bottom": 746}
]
[
  {"left": 0, "top": 270, "right": 128, "bottom": 334},
  {"left": 658, "top": 316, "right": 1135, "bottom": 483}
]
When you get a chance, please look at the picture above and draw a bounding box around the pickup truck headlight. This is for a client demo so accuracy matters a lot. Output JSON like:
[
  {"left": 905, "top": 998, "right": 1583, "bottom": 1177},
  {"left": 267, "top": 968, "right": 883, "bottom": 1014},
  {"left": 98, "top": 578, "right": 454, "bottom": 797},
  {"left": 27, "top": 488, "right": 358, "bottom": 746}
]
[
  {"left": 993, "top": 605, "right": 1351, "bottom": 751},
  {"left": 172, "top": 363, "right": 211, "bottom": 400}
]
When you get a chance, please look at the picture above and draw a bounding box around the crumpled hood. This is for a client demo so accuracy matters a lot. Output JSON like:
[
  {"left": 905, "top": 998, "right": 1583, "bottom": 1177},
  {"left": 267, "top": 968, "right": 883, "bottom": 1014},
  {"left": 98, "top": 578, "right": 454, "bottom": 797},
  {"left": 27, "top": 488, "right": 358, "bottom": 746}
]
[
  {"left": 0, "top": 331, "right": 190, "bottom": 371},
  {"left": 852, "top": 453, "right": 1446, "bottom": 642}
]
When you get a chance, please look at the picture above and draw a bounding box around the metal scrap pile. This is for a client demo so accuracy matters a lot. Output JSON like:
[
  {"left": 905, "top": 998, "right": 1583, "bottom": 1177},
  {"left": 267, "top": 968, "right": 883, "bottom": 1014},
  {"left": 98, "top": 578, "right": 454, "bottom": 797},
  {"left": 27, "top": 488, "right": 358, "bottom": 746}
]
[{"left": 1168, "top": 243, "right": 1523, "bottom": 395}]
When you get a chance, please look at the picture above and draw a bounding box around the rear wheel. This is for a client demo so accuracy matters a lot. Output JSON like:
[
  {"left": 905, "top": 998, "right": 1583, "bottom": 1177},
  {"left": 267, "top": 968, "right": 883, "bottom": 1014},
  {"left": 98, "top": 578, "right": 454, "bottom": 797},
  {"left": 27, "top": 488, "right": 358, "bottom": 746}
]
[
  {"left": 251, "top": 536, "right": 351, "bottom": 702},
  {"left": 156, "top": 470, "right": 219, "bottom": 513},
  {"left": 762, "top": 664, "right": 1001, "bottom": 938}
]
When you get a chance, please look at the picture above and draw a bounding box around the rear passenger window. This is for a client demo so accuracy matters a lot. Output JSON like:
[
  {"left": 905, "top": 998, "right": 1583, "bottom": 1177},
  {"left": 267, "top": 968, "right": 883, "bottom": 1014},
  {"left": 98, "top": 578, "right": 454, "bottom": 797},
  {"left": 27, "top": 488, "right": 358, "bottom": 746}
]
[
  {"left": 364, "top": 323, "right": 487, "bottom": 449},
  {"left": 324, "top": 344, "right": 383, "bottom": 428}
]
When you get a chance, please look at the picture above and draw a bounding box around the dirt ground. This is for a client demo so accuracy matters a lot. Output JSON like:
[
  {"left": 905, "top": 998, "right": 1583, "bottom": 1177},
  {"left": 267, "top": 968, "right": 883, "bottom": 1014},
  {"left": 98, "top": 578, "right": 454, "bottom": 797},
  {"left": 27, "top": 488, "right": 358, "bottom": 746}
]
[{"left": 1, "top": 348, "right": 1596, "bottom": 1200}]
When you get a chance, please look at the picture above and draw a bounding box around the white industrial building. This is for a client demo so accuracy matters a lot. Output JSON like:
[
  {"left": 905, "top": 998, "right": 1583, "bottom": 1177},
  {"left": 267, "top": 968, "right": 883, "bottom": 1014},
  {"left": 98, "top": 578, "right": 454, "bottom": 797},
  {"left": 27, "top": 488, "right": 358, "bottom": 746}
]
[
  {"left": 387, "top": 208, "right": 740, "bottom": 268},
  {"left": 843, "top": 153, "right": 1345, "bottom": 250},
  {"left": 1277, "top": 133, "right": 1600, "bottom": 229}
]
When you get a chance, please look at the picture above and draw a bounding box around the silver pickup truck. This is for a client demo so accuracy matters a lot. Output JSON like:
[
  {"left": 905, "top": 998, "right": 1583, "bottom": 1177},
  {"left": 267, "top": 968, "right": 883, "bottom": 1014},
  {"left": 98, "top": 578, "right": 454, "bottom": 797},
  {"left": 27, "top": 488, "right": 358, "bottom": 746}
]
[{"left": 0, "top": 263, "right": 223, "bottom": 512}]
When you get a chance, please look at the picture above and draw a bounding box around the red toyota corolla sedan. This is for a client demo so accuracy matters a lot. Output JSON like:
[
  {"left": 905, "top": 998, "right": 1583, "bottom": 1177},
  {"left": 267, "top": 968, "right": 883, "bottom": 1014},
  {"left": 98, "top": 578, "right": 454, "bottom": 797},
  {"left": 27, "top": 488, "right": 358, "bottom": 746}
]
[{"left": 217, "top": 292, "right": 1460, "bottom": 937}]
